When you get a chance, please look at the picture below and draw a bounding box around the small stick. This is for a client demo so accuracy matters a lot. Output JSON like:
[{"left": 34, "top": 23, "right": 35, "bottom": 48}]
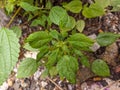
[
  {"left": 47, "top": 77, "right": 64, "bottom": 90},
  {"left": 6, "top": 7, "right": 21, "bottom": 28},
  {"left": 100, "top": 80, "right": 120, "bottom": 90}
]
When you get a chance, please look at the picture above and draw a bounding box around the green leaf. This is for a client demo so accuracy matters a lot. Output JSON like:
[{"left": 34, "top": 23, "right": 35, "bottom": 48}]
[
  {"left": 61, "top": 31, "right": 68, "bottom": 40},
  {"left": 49, "top": 6, "right": 68, "bottom": 25},
  {"left": 92, "top": 59, "right": 110, "bottom": 76},
  {"left": 5, "top": 2, "right": 15, "bottom": 14},
  {"left": 19, "top": 2, "right": 39, "bottom": 11},
  {"left": 26, "top": 31, "right": 52, "bottom": 48},
  {"left": 63, "top": 0, "right": 82, "bottom": 13},
  {"left": 96, "top": 32, "right": 120, "bottom": 46},
  {"left": 95, "top": 0, "right": 110, "bottom": 8},
  {"left": 40, "top": 69, "right": 49, "bottom": 79},
  {"left": 10, "top": 26, "right": 22, "bottom": 38},
  {"left": 82, "top": 3, "right": 105, "bottom": 18},
  {"left": 17, "top": 58, "right": 38, "bottom": 78},
  {"left": 31, "top": 15, "right": 47, "bottom": 27},
  {"left": 37, "top": 45, "right": 49, "bottom": 61},
  {"left": 76, "top": 20, "right": 85, "bottom": 32},
  {"left": 67, "top": 33, "right": 94, "bottom": 51},
  {"left": 49, "top": 66, "right": 58, "bottom": 77},
  {"left": 46, "top": 0, "right": 52, "bottom": 9},
  {"left": 110, "top": 0, "right": 120, "bottom": 11},
  {"left": 49, "top": 30, "right": 60, "bottom": 40},
  {"left": 59, "top": 16, "right": 76, "bottom": 31},
  {"left": 74, "top": 50, "right": 90, "bottom": 67},
  {"left": 23, "top": 43, "right": 38, "bottom": 51},
  {"left": 0, "top": 28, "right": 20, "bottom": 85},
  {"left": 61, "top": 44, "right": 69, "bottom": 54},
  {"left": 46, "top": 49, "right": 59, "bottom": 69},
  {"left": 57, "top": 55, "right": 78, "bottom": 83}
]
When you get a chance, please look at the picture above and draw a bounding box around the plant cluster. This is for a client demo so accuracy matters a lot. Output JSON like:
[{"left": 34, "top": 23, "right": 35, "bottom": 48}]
[{"left": 0, "top": 0, "right": 120, "bottom": 85}]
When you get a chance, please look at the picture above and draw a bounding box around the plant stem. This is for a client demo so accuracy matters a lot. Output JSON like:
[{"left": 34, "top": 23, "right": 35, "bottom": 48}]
[
  {"left": 6, "top": 7, "right": 21, "bottom": 28},
  {"left": 47, "top": 77, "right": 64, "bottom": 90}
]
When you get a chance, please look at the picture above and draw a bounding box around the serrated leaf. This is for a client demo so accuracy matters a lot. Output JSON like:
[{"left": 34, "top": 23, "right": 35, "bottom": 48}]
[
  {"left": 63, "top": 0, "right": 82, "bottom": 13},
  {"left": 31, "top": 15, "right": 47, "bottom": 27},
  {"left": 10, "top": 26, "right": 22, "bottom": 38},
  {"left": 76, "top": 20, "right": 85, "bottom": 32},
  {"left": 49, "top": 6, "right": 68, "bottom": 25},
  {"left": 0, "top": 28, "right": 20, "bottom": 85},
  {"left": 17, "top": 58, "right": 38, "bottom": 78},
  {"left": 49, "top": 30, "right": 60, "bottom": 40},
  {"left": 96, "top": 32, "right": 120, "bottom": 46},
  {"left": 74, "top": 50, "right": 90, "bottom": 67},
  {"left": 67, "top": 33, "right": 94, "bottom": 51},
  {"left": 92, "top": 59, "right": 110, "bottom": 76},
  {"left": 26, "top": 31, "right": 52, "bottom": 48},
  {"left": 60, "top": 16, "right": 76, "bottom": 31},
  {"left": 46, "top": 49, "right": 59, "bottom": 69},
  {"left": 37, "top": 45, "right": 49, "bottom": 61},
  {"left": 19, "top": 2, "right": 39, "bottom": 11},
  {"left": 82, "top": 3, "right": 105, "bottom": 18},
  {"left": 57, "top": 55, "right": 78, "bottom": 83}
]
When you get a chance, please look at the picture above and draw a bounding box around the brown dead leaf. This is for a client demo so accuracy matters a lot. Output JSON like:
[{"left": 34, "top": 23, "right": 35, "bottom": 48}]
[{"left": 102, "top": 43, "right": 118, "bottom": 66}]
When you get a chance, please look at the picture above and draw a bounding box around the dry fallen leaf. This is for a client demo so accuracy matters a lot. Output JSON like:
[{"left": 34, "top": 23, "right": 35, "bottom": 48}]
[{"left": 102, "top": 43, "right": 118, "bottom": 66}]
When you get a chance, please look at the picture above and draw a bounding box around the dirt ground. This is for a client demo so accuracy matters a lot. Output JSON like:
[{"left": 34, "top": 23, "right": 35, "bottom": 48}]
[{"left": 0, "top": 5, "right": 120, "bottom": 90}]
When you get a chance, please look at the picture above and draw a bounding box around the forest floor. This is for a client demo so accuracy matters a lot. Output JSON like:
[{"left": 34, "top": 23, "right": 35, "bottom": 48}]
[{"left": 0, "top": 8, "right": 120, "bottom": 90}]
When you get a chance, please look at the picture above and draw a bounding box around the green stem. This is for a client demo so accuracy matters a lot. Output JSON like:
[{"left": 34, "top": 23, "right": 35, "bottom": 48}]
[{"left": 6, "top": 7, "right": 21, "bottom": 28}]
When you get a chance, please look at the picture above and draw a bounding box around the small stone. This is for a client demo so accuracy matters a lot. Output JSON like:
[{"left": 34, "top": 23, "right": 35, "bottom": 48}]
[
  {"left": 90, "top": 42, "right": 100, "bottom": 52},
  {"left": 81, "top": 82, "right": 88, "bottom": 90},
  {"left": 7, "top": 79, "right": 13, "bottom": 86},
  {"left": 88, "top": 34, "right": 100, "bottom": 51},
  {"left": 13, "top": 67, "right": 17, "bottom": 73},
  {"left": 20, "top": 80, "right": 28, "bottom": 88},
  {"left": 88, "top": 34, "right": 97, "bottom": 39},
  {"left": 0, "top": 82, "right": 9, "bottom": 90},
  {"left": 34, "top": 70, "right": 41, "bottom": 81},
  {"left": 24, "top": 51, "right": 38, "bottom": 59},
  {"left": 35, "top": 87, "right": 40, "bottom": 90},
  {"left": 41, "top": 81, "right": 47, "bottom": 88},
  {"left": 68, "top": 85, "right": 72, "bottom": 90}
]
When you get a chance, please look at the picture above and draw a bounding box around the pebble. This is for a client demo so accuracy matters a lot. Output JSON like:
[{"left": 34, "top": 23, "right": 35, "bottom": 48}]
[
  {"left": 68, "top": 85, "right": 73, "bottom": 90},
  {"left": 34, "top": 70, "right": 41, "bottom": 81},
  {"left": 0, "top": 82, "right": 8, "bottom": 90},
  {"left": 41, "top": 81, "right": 47, "bottom": 88},
  {"left": 90, "top": 42, "right": 100, "bottom": 52},
  {"left": 20, "top": 80, "right": 28, "bottom": 88},
  {"left": 24, "top": 51, "right": 38, "bottom": 59},
  {"left": 88, "top": 34, "right": 100, "bottom": 51},
  {"left": 7, "top": 79, "right": 13, "bottom": 86}
]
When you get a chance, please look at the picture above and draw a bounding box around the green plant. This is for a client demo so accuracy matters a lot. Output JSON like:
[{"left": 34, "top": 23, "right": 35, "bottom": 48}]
[
  {"left": 23, "top": 30, "right": 94, "bottom": 83},
  {"left": 0, "top": 0, "right": 120, "bottom": 85}
]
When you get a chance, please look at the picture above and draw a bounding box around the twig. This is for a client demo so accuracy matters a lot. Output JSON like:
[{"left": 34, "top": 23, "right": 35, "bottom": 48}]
[
  {"left": 6, "top": 7, "right": 21, "bottom": 28},
  {"left": 47, "top": 77, "right": 64, "bottom": 90},
  {"left": 100, "top": 80, "right": 120, "bottom": 90}
]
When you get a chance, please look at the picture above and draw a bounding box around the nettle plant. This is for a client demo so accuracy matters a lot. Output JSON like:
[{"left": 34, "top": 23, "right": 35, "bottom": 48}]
[{"left": 0, "top": 0, "right": 120, "bottom": 84}]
